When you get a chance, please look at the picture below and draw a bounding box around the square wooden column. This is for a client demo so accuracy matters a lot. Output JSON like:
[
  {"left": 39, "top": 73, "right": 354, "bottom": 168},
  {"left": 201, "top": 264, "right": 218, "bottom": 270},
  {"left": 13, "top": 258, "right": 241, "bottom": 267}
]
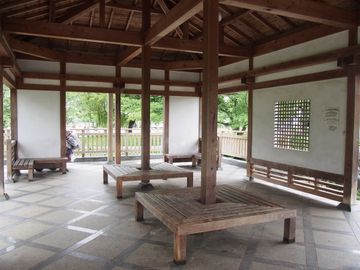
[
  {"left": 60, "top": 62, "right": 66, "bottom": 158},
  {"left": 201, "top": 0, "right": 219, "bottom": 205},
  {"left": 246, "top": 57, "right": 254, "bottom": 178},
  {"left": 341, "top": 29, "right": 359, "bottom": 211},
  {"left": 163, "top": 70, "right": 170, "bottom": 155},
  {"left": 107, "top": 93, "right": 114, "bottom": 163},
  {"left": 115, "top": 66, "right": 122, "bottom": 164},
  {"left": 0, "top": 66, "right": 6, "bottom": 199},
  {"left": 10, "top": 88, "right": 17, "bottom": 142},
  {"left": 141, "top": 0, "right": 151, "bottom": 170}
]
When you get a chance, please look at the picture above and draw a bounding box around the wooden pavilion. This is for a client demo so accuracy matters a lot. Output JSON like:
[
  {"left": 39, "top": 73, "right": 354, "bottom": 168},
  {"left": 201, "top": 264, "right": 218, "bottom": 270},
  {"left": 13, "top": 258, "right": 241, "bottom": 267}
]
[{"left": 0, "top": 0, "right": 359, "bottom": 264}]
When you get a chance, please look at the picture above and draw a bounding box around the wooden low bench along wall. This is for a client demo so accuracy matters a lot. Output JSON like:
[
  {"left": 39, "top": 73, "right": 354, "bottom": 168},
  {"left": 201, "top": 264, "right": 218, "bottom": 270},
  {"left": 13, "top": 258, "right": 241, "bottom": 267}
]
[
  {"left": 135, "top": 185, "right": 296, "bottom": 264},
  {"left": 103, "top": 162, "right": 193, "bottom": 198},
  {"left": 250, "top": 158, "right": 345, "bottom": 202},
  {"left": 7, "top": 140, "right": 67, "bottom": 181}
]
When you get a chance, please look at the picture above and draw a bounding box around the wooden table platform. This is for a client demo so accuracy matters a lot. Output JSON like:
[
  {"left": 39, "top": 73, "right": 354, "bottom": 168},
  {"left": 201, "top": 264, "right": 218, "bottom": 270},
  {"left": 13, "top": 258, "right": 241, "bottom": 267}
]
[
  {"left": 103, "top": 163, "right": 193, "bottom": 198},
  {"left": 135, "top": 185, "right": 296, "bottom": 264}
]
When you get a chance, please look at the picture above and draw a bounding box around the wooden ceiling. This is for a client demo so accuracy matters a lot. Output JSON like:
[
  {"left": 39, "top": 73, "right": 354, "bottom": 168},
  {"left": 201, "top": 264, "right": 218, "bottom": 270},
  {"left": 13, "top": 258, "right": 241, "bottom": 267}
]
[{"left": 0, "top": 0, "right": 359, "bottom": 70}]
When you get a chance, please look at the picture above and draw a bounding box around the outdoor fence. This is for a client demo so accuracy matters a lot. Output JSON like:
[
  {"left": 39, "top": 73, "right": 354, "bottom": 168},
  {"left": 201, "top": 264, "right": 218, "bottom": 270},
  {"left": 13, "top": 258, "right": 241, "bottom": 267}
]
[
  {"left": 69, "top": 128, "right": 163, "bottom": 157},
  {"left": 68, "top": 128, "right": 248, "bottom": 159},
  {"left": 2, "top": 128, "right": 248, "bottom": 160}
]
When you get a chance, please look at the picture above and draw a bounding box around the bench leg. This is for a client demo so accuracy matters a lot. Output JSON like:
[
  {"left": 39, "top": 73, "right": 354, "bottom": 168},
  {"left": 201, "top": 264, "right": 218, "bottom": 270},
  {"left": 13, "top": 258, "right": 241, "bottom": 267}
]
[
  {"left": 61, "top": 163, "right": 67, "bottom": 174},
  {"left": 28, "top": 168, "right": 34, "bottom": 181},
  {"left": 187, "top": 175, "right": 193, "bottom": 187},
  {"left": 116, "top": 180, "right": 123, "bottom": 199},
  {"left": 283, "top": 217, "right": 296, "bottom": 243},
  {"left": 174, "top": 233, "right": 187, "bottom": 265},
  {"left": 191, "top": 156, "right": 196, "bottom": 167},
  {"left": 103, "top": 170, "right": 108, "bottom": 184},
  {"left": 135, "top": 200, "right": 144, "bottom": 222}
]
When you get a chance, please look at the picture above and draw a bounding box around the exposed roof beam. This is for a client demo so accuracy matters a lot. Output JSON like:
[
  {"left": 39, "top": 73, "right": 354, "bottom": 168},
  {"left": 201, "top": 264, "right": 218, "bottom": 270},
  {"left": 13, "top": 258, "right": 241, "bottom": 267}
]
[
  {"left": 107, "top": 1, "right": 162, "bottom": 14},
  {"left": 254, "top": 24, "right": 339, "bottom": 56},
  {"left": 117, "top": 47, "right": 142, "bottom": 66},
  {"left": 145, "top": 0, "right": 202, "bottom": 45},
  {"left": 9, "top": 38, "right": 63, "bottom": 61},
  {"left": 156, "top": 37, "right": 250, "bottom": 57},
  {"left": 220, "top": 0, "right": 357, "bottom": 28},
  {"left": 56, "top": 0, "right": 98, "bottom": 23},
  {"left": 3, "top": 19, "right": 143, "bottom": 47},
  {"left": 3, "top": 19, "right": 249, "bottom": 58}
]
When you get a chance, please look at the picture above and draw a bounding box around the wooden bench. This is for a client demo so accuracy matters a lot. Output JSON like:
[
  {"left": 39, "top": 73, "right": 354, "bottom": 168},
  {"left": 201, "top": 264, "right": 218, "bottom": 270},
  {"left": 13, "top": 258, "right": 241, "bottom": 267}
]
[
  {"left": 164, "top": 137, "right": 221, "bottom": 168},
  {"left": 135, "top": 185, "right": 296, "bottom": 264},
  {"left": 7, "top": 139, "right": 67, "bottom": 181},
  {"left": 164, "top": 154, "right": 196, "bottom": 167},
  {"left": 103, "top": 162, "right": 193, "bottom": 199}
]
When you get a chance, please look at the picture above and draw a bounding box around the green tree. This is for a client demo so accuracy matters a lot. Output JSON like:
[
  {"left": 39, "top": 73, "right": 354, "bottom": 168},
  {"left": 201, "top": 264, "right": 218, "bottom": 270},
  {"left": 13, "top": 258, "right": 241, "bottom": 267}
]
[
  {"left": 67, "top": 92, "right": 107, "bottom": 127},
  {"left": 67, "top": 93, "right": 163, "bottom": 128},
  {"left": 218, "top": 92, "right": 248, "bottom": 131},
  {"left": 3, "top": 85, "right": 10, "bottom": 129}
]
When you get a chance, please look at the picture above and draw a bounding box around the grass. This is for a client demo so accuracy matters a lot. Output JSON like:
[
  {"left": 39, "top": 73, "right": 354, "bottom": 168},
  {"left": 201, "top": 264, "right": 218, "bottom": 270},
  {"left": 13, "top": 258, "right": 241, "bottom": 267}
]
[{"left": 358, "top": 190, "right": 360, "bottom": 200}]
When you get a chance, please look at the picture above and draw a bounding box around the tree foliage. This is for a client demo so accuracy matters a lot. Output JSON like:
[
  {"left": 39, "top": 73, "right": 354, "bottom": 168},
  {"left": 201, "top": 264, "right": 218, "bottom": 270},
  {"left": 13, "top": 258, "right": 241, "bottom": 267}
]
[
  {"left": 218, "top": 92, "right": 248, "bottom": 131},
  {"left": 66, "top": 93, "right": 164, "bottom": 128}
]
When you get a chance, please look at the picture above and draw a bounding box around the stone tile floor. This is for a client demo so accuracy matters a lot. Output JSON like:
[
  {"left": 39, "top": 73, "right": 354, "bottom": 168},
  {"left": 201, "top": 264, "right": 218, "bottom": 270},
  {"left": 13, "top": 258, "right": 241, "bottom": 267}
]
[{"left": 0, "top": 160, "right": 359, "bottom": 270}]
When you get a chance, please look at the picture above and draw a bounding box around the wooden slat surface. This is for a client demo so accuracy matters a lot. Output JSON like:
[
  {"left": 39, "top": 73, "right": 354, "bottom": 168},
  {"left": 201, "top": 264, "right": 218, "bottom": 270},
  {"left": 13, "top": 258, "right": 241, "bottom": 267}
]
[
  {"left": 104, "top": 163, "right": 193, "bottom": 182},
  {"left": 136, "top": 185, "right": 296, "bottom": 235},
  {"left": 13, "top": 158, "right": 34, "bottom": 169}
]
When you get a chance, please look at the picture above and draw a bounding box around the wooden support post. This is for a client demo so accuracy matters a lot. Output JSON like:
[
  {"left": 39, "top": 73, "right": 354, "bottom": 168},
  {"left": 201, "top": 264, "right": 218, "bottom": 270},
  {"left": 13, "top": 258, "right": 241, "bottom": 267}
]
[
  {"left": 49, "top": 0, "right": 56, "bottom": 22},
  {"left": 115, "top": 65, "right": 121, "bottom": 164},
  {"left": 163, "top": 70, "right": 170, "bottom": 156},
  {"left": 0, "top": 66, "right": 7, "bottom": 200},
  {"left": 200, "top": 0, "right": 219, "bottom": 205},
  {"left": 60, "top": 62, "right": 66, "bottom": 158},
  {"left": 107, "top": 93, "right": 114, "bottom": 163},
  {"left": 10, "top": 88, "right": 17, "bottom": 142},
  {"left": 99, "top": 0, "right": 105, "bottom": 28},
  {"left": 141, "top": 0, "right": 151, "bottom": 171},
  {"left": 283, "top": 217, "right": 296, "bottom": 243},
  {"left": 135, "top": 200, "right": 144, "bottom": 221},
  {"left": 246, "top": 57, "right": 254, "bottom": 179},
  {"left": 174, "top": 234, "right": 187, "bottom": 265},
  {"left": 341, "top": 29, "right": 359, "bottom": 211}
]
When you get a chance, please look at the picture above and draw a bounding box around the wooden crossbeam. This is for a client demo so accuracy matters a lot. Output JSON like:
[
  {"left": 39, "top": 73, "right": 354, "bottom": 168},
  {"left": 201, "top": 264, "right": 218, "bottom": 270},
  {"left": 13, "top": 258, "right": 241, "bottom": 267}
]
[
  {"left": 220, "top": 0, "right": 357, "bottom": 28},
  {"left": 3, "top": 19, "right": 249, "bottom": 58},
  {"left": 10, "top": 38, "right": 63, "bottom": 61},
  {"left": 3, "top": 19, "right": 142, "bottom": 47},
  {"left": 56, "top": 0, "right": 99, "bottom": 23},
  {"left": 107, "top": 1, "right": 162, "bottom": 14},
  {"left": 145, "top": 0, "right": 202, "bottom": 46},
  {"left": 255, "top": 24, "right": 338, "bottom": 56}
]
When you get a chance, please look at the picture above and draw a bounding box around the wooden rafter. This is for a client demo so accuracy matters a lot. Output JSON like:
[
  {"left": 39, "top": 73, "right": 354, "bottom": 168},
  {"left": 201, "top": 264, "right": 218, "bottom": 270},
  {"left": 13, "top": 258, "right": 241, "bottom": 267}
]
[
  {"left": 144, "top": 0, "right": 202, "bottom": 46},
  {"left": 56, "top": 0, "right": 98, "bottom": 23},
  {"left": 220, "top": 0, "right": 357, "bottom": 28}
]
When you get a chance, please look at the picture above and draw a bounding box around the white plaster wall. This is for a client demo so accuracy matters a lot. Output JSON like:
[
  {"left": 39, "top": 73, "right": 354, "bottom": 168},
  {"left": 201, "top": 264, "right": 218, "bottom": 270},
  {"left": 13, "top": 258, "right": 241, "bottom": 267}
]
[
  {"left": 219, "top": 80, "right": 243, "bottom": 89},
  {"left": 66, "top": 80, "right": 113, "bottom": 88},
  {"left": 170, "top": 71, "right": 199, "bottom": 82},
  {"left": 17, "top": 90, "right": 61, "bottom": 158},
  {"left": 66, "top": 63, "right": 115, "bottom": 76},
  {"left": 256, "top": 62, "right": 339, "bottom": 82},
  {"left": 219, "top": 59, "right": 249, "bottom": 77},
  {"left": 254, "top": 31, "right": 348, "bottom": 68},
  {"left": 169, "top": 86, "right": 195, "bottom": 92},
  {"left": 252, "top": 78, "right": 347, "bottom": 175},
  {"left": 24, "top": 78, "right": 60, "bottom": 86},
  {"left": 169, "top": 96, "right": 199, "bottom": 154},
  {"left": 17, "top": 60, "right": 60, "bottom": 73}
]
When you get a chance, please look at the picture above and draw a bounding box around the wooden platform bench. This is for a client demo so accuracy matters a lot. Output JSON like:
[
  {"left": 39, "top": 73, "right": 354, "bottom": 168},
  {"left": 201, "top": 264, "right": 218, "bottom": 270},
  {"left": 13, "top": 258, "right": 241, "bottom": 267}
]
[
  {"left": 103, "top": 162, "right": 193, "bottom": 199},
  {"left": 164, "top": 154, "right": 196, "bottom": 167},
  {"left": 135, "top": 185, "right": 296, "bottom": 264},
  {"left": 7, "top": 139, "right": 67, "bottom": 181}
]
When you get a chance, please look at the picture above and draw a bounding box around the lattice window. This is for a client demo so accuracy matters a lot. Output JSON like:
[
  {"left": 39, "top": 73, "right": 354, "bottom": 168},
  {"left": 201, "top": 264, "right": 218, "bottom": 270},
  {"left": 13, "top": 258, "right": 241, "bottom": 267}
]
[{"left": 274, "top": 99, "right": 310, "bottom": 151}]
